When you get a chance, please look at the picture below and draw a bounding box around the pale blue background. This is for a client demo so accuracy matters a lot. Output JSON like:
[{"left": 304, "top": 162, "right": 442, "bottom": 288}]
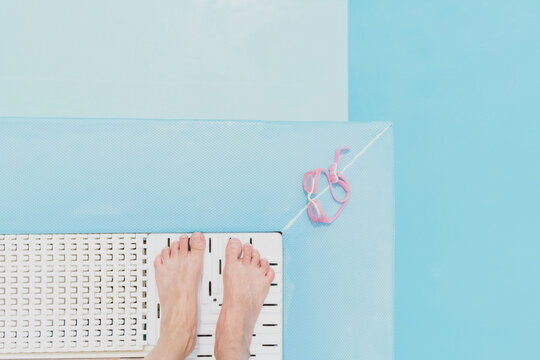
[
  {"left": 0, "top": 0, "right": 347, "bottom": 122},
  {"left": 349, "top": 1, "right": 540, "bottom": 359}
]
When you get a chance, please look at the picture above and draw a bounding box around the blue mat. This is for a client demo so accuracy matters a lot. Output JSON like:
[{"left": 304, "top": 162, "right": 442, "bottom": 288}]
[{"left": 0, "top": 118, "right": 394, "bottom": 359}]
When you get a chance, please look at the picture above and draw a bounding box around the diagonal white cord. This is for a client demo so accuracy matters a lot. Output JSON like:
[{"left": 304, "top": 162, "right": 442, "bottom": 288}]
[{"left": 281, "top": 124, "right": 392, "bottom": 233}]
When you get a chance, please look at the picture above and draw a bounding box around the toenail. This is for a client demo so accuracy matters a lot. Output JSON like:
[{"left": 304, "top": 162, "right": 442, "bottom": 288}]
[{"left": 229, "top": 240, "right": 240, "bottom": 248}]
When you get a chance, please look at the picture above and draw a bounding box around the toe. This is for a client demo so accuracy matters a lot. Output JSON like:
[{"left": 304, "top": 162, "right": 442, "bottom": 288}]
[
  {"left": 226, "top": 238, "right": 242, "bottom": 261},
  {"left": 260, "top": 258, "right": 270, "bottom": 274},
  {"left": 161, "top": 247, "right": 171, "bottom": 260},
  {"left": 153, "top": 255, "right": 162, "bottom": 268},
  {"left": 190, "top": 232, "right": 206, "bottom": 253},
  {"left": 242, "top": 244, "right": 253, "bottom": 265},
  {"left": 251, "top": 249, "right": 260, "bottom": 266},
  {"left": 179, "top": 235, "right": 189, "bottom": 255},
  {"left": 266, "top": 268, "right": 275, "bottom": 283},
  {"left": 170, "top": 240, "right": 181, "bottom": 256}
]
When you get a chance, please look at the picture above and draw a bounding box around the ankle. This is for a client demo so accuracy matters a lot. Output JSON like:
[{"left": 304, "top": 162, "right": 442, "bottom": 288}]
[
  {"left": 215, "top": 309, "right": 252, "bottom": 360},
  {"left": 214, "top": 343, "right": 250, "bottom": 360},
  {"left": 157, "top": 326, "right": 196, "bottom": 359}
]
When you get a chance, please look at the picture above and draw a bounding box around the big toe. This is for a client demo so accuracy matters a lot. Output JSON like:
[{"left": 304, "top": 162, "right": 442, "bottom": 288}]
[
  {"left": 226, "top": 238, "right": 242, "bottom": 261},
  {"left": 190, "top": 232, "right": 206, "bottom": 253}
]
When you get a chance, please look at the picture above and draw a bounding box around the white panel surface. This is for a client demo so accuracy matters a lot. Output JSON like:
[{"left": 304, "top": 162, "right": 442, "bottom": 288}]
[
  {"left": 0, "top": 1, "right": 347, "bottom": 121},
  {"left": 147, "top": 233, "right": 283, "bottom": 360}
]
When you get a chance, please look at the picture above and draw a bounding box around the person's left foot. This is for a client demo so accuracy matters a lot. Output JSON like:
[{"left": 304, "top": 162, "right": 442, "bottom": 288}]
[{"left": 153, "top": 232, "right": 206, "bottom": 358}]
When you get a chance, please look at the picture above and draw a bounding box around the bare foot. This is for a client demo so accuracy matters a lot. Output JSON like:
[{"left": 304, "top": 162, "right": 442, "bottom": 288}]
[
  {"left": 145, "top": 232, "right": 206, "bottom": 360},
  {"left": 215, "top": 238, "right": 275, "bottom": 360}
]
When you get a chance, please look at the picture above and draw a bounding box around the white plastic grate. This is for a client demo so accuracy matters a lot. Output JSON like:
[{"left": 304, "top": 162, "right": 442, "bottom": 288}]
[
  {"left": 0, "top": 232, "right": 283, "bottom": 359},
  {"left": 0, "top": 233, "right": 149, "bottom": 358}
]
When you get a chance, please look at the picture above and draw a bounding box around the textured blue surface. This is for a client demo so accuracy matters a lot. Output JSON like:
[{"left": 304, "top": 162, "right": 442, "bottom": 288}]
[
  {"left": 349, "top": 1, "right": 540, "bottom": 359},
  {"left": 0, "top": 119, "right": 394, "bottom": 359}
]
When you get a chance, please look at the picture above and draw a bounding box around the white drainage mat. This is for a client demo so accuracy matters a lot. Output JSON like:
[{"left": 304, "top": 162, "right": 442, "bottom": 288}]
[{"left": 0, "top": 232, "right": 283, "bottom": 359}]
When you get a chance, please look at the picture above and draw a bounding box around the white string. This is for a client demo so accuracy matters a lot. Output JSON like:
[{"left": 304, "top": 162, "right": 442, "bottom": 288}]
[
  {"left": 307, "top": 176, "right": 321, "bottom": 216},
  {"left": 281, "top": 124, "right": 392, "bottom": 233}
]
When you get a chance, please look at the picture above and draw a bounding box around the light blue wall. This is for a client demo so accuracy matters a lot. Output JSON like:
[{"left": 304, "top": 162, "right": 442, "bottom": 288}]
[
  {"left": 0, "top": 0, "right": 347, "bottom": 122},
  {"left": 349, "top": 1, "right": 540, "bottom": 359}
]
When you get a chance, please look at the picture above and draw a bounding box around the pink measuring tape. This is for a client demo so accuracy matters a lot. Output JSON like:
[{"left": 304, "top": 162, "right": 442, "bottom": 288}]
[{"left": 303, "top": 147, "right": 351, "bottom": 224}]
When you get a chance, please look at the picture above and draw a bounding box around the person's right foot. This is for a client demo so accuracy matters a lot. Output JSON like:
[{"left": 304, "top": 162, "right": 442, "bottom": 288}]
[{"left": 214, "top": 238, "right": 275, "bottom": 360}]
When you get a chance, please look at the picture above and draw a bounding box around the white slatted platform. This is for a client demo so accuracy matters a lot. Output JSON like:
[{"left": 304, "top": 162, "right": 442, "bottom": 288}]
[{"left": 0, "top": 233, "right": 283, "bottom": 359}]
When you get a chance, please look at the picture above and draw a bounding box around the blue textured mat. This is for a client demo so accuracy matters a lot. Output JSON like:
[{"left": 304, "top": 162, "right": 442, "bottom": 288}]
[{"left": 0, "top": 119, "right": 393, "bottom": 359}]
